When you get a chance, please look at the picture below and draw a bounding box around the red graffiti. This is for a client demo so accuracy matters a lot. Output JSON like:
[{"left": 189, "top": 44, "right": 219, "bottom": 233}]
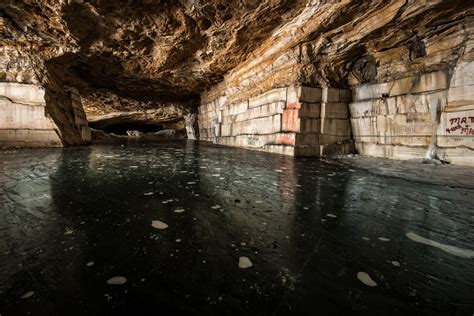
[{"left": 449, "top": 116, "right": 474, "bottom": 125}]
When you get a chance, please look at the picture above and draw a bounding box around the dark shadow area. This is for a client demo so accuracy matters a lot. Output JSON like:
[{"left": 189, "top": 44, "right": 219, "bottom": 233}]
[
  {"left": 0, "top": 141, "right": 473, "bottom": 315},
  {"left": 90, "top": 122, "right": 164, "bottom": 135}
]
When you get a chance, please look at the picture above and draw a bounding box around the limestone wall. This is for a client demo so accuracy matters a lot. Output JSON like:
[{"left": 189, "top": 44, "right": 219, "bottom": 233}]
[
  {"left": 349, "top": 63, "right": 474, "bottom": 166},
  {"left": 0, "top": 82, "right": 61, "bottom": 147},
  {"left": 0, "top": 82, "right": 92, "bottom": 147},
  {"left": 69, "top": 87, "right": 92, "bottom": 143},
  {"left": 199, "top": 85, "right": 353, "bottom": 156}
]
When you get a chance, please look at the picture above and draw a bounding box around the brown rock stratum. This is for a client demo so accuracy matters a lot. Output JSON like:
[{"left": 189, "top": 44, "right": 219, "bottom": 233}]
[{"left": 1, "top": 1, "right": 473, "bottom": 165}]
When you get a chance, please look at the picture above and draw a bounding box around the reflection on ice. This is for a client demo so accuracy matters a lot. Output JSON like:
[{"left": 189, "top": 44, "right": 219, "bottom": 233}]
[
  {"left": 406, "top": 232, "right": 474, "bottom": 258},
  {"left": 0, "top": 139, "right": 473, "bottom": 315}
]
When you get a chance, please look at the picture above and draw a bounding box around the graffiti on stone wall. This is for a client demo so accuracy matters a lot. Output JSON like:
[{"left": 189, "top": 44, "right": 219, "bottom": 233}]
[
  {"left": 445, "top": 116, "right": 474, "bottom": 135},
  {"left": 247, "top": 136, "right": 261, "bottom": 146}
]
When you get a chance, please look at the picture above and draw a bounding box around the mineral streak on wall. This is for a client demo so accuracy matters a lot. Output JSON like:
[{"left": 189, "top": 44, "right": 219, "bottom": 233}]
[
  {"left": 198, "top": 85, "right": 353, "bottom": 156},
  {"left": 0, "top": 82, "right": 61, "bottom": 147}
]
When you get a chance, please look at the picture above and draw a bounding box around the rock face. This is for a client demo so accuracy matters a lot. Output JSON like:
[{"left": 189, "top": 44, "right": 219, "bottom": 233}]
[
  {"left": 196, "top": 0, "right": 474, "bottom": 165},
  {"left": 0, "top": 82, "right": 61, "bottom": 147},
  {"left": 1, "top": 1, "right": 473, "bottom": 165}
]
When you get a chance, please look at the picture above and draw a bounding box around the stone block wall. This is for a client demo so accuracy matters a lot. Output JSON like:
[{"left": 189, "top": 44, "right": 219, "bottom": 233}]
[
  {"left": 69, "top": 87, "right": 92, "bottom": 143},
  {"left": 349, "top": 64, "right": 474, "bottom": 166},
  {"left": 0, "top": 82, "right": 92, "bottom": 147},
  {"left": 0, "top": 82, "right": 61, "bottom": 147},
  {"left": 199, "top": 85, "right": 353, "bottom": 156}
]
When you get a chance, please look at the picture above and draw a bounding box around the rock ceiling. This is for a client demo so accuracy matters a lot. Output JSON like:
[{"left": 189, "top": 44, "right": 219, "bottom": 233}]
[{"left": 1, "top": 0, "right": 473, "bottom": 115}]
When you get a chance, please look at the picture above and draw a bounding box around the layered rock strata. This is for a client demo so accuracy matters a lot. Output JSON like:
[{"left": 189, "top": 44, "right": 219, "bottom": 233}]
[
  {"left": 1, "top": 1, "right": 473, "bottom": 165},
  {"left": 199, "top": 85, "right": 353, "bottom": 156},
  {"left": 0, "top": 82, "right": 61, "bottom": 147}
]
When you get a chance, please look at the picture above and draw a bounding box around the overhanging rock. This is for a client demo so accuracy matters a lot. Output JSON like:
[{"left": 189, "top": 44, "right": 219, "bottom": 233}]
[{"left": 199, "top": 84, "right": 354, "bottom": 156}]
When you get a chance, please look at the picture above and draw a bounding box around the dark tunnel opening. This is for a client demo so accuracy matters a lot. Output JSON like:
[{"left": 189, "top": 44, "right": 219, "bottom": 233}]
[{"left": 92, "top": 122, "right": 165, "bottom": 135}]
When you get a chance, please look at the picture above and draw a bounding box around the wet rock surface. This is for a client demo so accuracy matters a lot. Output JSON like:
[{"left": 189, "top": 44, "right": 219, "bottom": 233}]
[{"left": 1, "top": 140, "right": 473, "bottom": 315}]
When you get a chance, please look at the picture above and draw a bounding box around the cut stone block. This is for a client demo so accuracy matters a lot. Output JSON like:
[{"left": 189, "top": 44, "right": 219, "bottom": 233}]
[
  {"left": 222, "top": 100, "right": 248, "bottom": 117},
  {"left": 355, "top": 142, "right": 427, "bottom": 160},
  {"left": 321, "top": 118, "right": 351, "bottom": 139},
  {"left": 0, "top": 98, "right": 55, "bottom": 129},
  {"left": 450, "top": 61, "right": 474, "bottom": 87},
  {"left": 353, "top": 82, "right": 391, "bottom": 101},
  {"left": 411, "top": 70, "right": 450, "bottom": 94},
  {"left": 352, "top": 70, "right": 449, "bottom": 101},
  {"left": 300, "top": 118, "right": 321, "bottom": 133},
  {"left": 438, "top": 147, "right": 474, "bottom": 166},
  {"left": 0, "top": 82, "right": 45, "bottom": 104},
  {"left": 220, "top": 114, "right": 282, "bottom": 136},
  {"left": 324, "top": 103, "right": 349, "bottom": 119},
  {"left": 287, "top": 85, "right": 322, "bottom": 103},
  {"left": 298, "top": 102, "right": 321, "bottom": 118},
  {"left": 222, "top": 101, "right": 284, "bottom": 124},
  {"left": 448, "top": 86, "right": 474, "bottom": 108},
  {"left": 282, "top": 109, "right": 300, "bottom": 132},
  {"left": 325, "top": 88, "right": 351, "bottom": 103},
  {"left": 248, "top": 87, "right": 287, "bottom": 108},
  {"left": 0, "top": 129, "right": 62, "bottom": 147}
]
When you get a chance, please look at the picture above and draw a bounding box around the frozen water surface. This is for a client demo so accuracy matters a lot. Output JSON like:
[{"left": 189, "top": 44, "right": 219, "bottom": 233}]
[{"left": 0, "top": 139, "right": 473, "bottom": 315}]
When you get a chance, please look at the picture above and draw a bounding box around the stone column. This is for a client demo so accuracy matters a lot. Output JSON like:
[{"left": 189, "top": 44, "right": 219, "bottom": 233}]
[{"left": 184, "top": 113, "right": 198, "bottom": 140}]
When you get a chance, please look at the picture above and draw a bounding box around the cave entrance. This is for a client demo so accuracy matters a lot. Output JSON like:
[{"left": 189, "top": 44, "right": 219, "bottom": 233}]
[
  {"left": 88, "top": 118, "right": 187, "bottom": 139},
  {"left": 93, "top": 122, "right": 165, "bottom": 135}
]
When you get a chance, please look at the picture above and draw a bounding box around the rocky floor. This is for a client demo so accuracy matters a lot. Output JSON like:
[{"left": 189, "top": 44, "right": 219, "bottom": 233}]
[{"left": 1, "top": 140, "right": 473, "bottom": 315}]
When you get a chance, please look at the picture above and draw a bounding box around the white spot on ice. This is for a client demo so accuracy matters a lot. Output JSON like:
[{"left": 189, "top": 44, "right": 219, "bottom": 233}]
[
  {"left": 107, "top": 276, "right": 127, "bottom": 285},
  {"left": 357, "top": 272, "right": 377, "bottom": 287},
  {"left": 21, "top": 291, "right": 34, "bottom": 299},
  {"left": 326, "top": 213, "right": 337, "bottom": 218},
  {"left": 274, "top": 169, "right": 283, "bottom": 173},
  {"left": 174, "top": 208, "right": 185, "bottom": 213},
  {"left": 238, "top": 256, "right": 253, "bottom": 269},
  {"left": 64, "top": 227, "right": 74, "bottom": 235},
  {"left": 211, "top": 205, "right": 221, "bottom": 209},
  {"left": 378, "top": 237, "right": 390, "bottom": 242},
  {"left": 151, "top": 220, "right": 169, "bottom": 230},
  {"left": 406, "top": 232, "right": 474, "bottom": 258},
  {"left": 86, "top": 261, "right": 94, "bottom": 267},
  {"left": 391, "top": 261, "right": 400, "bottom": 267},
  {"left": 144, "top": 192, "right": 154, "bottom": 196},
  {"left": 362, "top": 237, "right": 370, "bottom": 241}
]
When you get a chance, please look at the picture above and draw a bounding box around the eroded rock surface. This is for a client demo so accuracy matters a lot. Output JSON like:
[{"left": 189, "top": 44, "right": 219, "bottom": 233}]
[{"left": 1, "top": 1, "right": 473, "bottom": 164}]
